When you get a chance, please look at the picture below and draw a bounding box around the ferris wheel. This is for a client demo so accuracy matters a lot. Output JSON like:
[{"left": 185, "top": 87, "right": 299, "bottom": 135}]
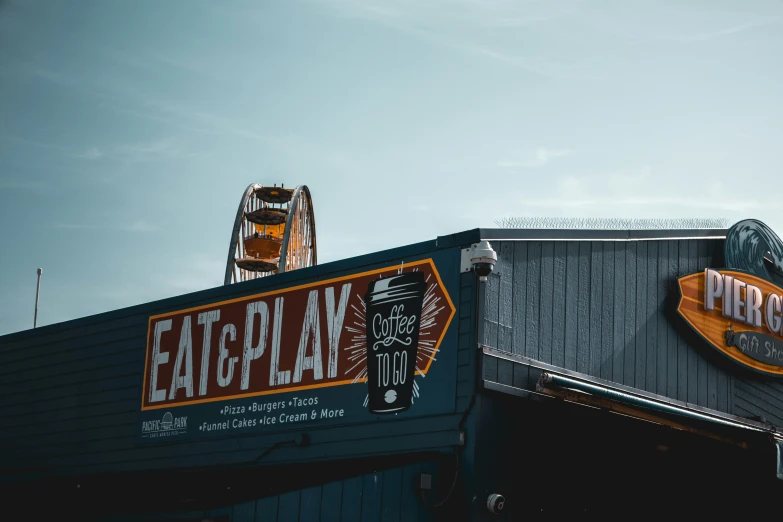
[{"left": 224, "top": 184, "right": 317, "bottom": 285}]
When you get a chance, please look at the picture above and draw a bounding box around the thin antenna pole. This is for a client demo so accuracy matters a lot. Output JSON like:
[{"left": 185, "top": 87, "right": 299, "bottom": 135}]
[{"left": 34, "top": 268, "right": 42, "bottom": 328}]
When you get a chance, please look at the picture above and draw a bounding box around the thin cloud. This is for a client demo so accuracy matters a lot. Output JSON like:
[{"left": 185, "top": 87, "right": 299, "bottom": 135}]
[
  {"left": 0, "top": 179, "right": 46, "bottom": 190},
  {"left": 653, "top": 15, "right": 783, "bottom": 43},
  {"left": 519, "top": 197, "right": 761, "bottom": 213},
  {"left": 114, "top": 140, "right": 187, "bottom": 161},
  {"left": 56, "top": 223, "right": 102, "bottom": 230},
  {"left": 312, "top": 0, "right": 598, "bottom": 80},
  {"left": 497, "top": 148, "right": 574, "bottom": 169},
  {"left": 102, "top": 105, "right": 221, "bottom": 136},
  {"left": 484, "top": 12, "right": 573, "bottom": 28},
  {"left": 56, "top": 220, "right": 161, "bottom": 232},
  {"left": 470, "top": 48, "right": 602, "bottom": 80},
  {"left": 14, "top": 56, "right": 385, "bottom": 169},
  {"left": 73, "top": 140, "right": 199, "bottom": 163},
  {"left": 0, "top": 134, "right": 182, "bottom": 165},
  {"left": 137, "top": 97, "right": 271, "bottom": 143},
  {"left": 581, "top": 8, "right": 782, "bottom": 45},
  {"left": 676, "top": 21, "right": 772, "bottom": 42},
  {"left": 522, "top": 166, "right": 761, "bottom": 213},
  {"left": 76, "top": 147, "right": 103, "bottom": 160},
  {"left": 316, "top": 0, "right": 580, "bottom": 27},
  {"left": 99, "top": 48, "right": 220, "bottom": 80},
  {"left": 122, "top": 220, "right": 160, "bottom": 232},
  {"left": 0, "top": 133, "right": 74, "bottom": 155},
  {"left": 10, "top": 61, "right": 231, "bottom": 138},
  {"left": 29, "top": 66, "right": 80, "bottom": 88},
  {"left": 19, "top": 58, "right": 271, "bottom": 145}
]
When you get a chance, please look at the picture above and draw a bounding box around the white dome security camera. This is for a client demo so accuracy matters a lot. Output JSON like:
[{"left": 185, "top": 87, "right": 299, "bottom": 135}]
[{"left": 471, "top": 241, "right": 497, "bottom": 282}]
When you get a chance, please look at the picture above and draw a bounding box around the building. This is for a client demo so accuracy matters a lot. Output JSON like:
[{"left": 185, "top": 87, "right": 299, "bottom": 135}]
[{"left": 3, "top": 219, "right": 783, "bottom": 520}]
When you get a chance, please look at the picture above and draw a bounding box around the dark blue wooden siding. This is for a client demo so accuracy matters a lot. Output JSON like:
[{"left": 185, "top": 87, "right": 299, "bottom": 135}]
[
  {"left": 232, "top": 460, "right": 438, "bottom": 522},
  {"left": 483, "top": 238, "right": 783, "bottom": 427},
  {"left": 91, "top": 460, "right": 440, "bottom": 522},
  {"left": 456, "top": 271, "right": 477, "bottom": 413},
  {"left": 0, "top": 240, "right": 470, "bottom": 482}
]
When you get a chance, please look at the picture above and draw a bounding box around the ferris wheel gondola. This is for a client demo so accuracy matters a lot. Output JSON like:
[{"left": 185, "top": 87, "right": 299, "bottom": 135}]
[{"left": 224, "top": 184, "right": 317, "bottom": 285}]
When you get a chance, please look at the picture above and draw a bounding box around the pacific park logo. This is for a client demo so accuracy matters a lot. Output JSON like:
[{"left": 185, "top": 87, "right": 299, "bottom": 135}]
[{"left": 140, "top": 411, "right": 188, "bottom": 439}]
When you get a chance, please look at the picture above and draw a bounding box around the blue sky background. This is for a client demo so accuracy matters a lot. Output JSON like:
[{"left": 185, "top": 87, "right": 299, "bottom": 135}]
[{"left": 1, "top": 0, "right": 782, "bottom": 334}]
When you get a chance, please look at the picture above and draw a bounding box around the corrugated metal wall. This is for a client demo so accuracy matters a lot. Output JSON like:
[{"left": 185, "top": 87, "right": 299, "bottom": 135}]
[{"left": 483, "top": 239, "right": 783, "bottom": 427}]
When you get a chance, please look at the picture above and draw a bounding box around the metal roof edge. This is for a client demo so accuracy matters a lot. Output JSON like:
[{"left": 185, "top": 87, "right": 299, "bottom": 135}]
[
  {"left": 435, "top": 228, "right": 481, "bottom": 249},
  {"left": 478, "top": 227, "right": 728, "bottom": 241}
]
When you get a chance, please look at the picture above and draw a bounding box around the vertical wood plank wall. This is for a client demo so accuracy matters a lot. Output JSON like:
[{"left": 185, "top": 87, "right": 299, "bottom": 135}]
[
  {"left": 93, "top": 460, "right": 439, "bottom": 522},
  {"left": 483, "top": 238, "right": 783, "bottom": 427},
  {"left": 223, "top": 460, "right": 437, "bottom": 522}
]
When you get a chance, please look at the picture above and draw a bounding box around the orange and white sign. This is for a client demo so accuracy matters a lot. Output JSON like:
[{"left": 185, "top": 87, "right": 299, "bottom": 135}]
[
  {"left": 678, "top": 268, "right": 783, "bottom": 376},
  {"left": 141, "top": 259, "right": 455, "bottom": 410}
]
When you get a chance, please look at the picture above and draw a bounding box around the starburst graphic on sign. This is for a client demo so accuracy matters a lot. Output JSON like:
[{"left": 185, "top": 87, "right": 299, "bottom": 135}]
[
  {"left": 343, "top": 267, "right": 447, "bottom": 405},
  {"left": 344, "top": 296, "right": 368, "bottom": 381}
]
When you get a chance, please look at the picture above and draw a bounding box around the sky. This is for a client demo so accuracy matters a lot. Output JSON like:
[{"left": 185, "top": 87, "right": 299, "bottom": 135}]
[{"left": 1, "top": 0, "right": 782, "bottom": 335}]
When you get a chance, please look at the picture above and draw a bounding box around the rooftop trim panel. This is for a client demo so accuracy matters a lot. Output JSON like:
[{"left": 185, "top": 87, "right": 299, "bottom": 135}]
[{"left": 478, "top": 227, "right": 727, "bottom": 241}]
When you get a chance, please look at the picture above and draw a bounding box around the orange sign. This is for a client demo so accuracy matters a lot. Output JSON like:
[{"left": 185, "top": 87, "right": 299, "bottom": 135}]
[
  {"left": 141, "top": 259, "right": 456, "bottom": 410},
  {"left": 678, "top": 269, "right": 783, "bottom": 376}
]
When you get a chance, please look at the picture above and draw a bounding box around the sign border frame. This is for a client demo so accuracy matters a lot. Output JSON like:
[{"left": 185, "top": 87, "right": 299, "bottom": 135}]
[{"left": 141, "top": 258, "right": 457, "bottom": 411}]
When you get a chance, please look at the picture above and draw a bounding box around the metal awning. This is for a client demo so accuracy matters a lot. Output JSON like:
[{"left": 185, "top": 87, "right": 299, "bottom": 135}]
[
  {"left": 481, "top": 346, "right": 783, "bottom": 479},
  {"left": 538, "top": 372, "right": 770, "bottom": 434}
]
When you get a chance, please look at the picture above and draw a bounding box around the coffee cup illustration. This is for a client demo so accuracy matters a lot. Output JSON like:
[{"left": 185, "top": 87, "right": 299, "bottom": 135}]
[{"left": 364, "top": 272, "right": 426, "bottom": 414}]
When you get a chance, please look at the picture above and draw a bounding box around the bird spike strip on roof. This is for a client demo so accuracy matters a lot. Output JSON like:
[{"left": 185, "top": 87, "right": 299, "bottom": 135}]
[{"left": 493, "top": 217, "right": 731, "bottom": 230}]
